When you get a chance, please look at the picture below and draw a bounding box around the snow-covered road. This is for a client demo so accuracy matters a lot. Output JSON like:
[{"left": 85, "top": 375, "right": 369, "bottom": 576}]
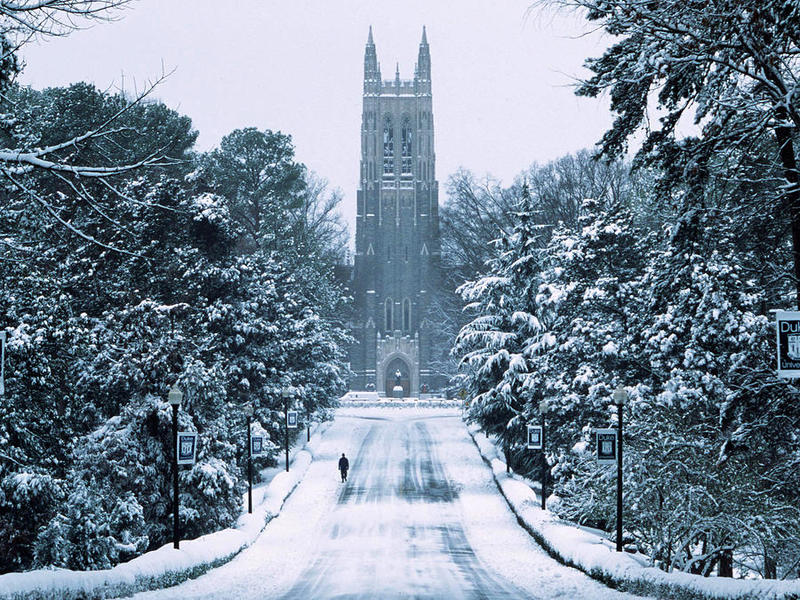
[{"left": 134, "top": 408, "right": 647, "bottom": 599}]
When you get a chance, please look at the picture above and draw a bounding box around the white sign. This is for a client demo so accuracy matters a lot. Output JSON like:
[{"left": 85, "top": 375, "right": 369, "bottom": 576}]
[
  {"left": 251, "top": 435, "right": 264, "bottom": 457},
  {"left": 527, "top": 425, "right": 543, "bottom": 450},
  {"left": 596, "top": 429, "right": 617, "bottom": 465},
  {"left": 776, "top": 311, "right": 800, "bottom": 377},
  {"left": 177, "top": 432, "right": 198, "bottom": 465},
  {"left": 287, "top": 411, "right": 298, "bottom": 429},
  {"left": 0, "top": 331, "right": 5, "bottom": 396}
]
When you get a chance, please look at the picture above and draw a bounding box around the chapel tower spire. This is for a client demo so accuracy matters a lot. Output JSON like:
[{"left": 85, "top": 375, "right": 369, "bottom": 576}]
[
  {"left": 415, "top": 26, "right": 431, "bottom": 96},
  {"left": 364, "top": 25, "right": 381, "bottom": 95}
]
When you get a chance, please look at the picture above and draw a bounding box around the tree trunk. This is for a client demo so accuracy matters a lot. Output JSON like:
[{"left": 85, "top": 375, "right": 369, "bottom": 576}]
[
  {"left": 774, "top": 122, "right": 800, "bottom": 308},
  {"left": 718, "top": 549, "right": 733, "bottom": 578},
  {"left": 665, "top": 530, "right": 672, "bottom": 572},
  {"left": 689, "top": 534, "right": 708, "bottom": 575},
  {"left": 764, "top": 552, "right": 777, "bottom": 580}
]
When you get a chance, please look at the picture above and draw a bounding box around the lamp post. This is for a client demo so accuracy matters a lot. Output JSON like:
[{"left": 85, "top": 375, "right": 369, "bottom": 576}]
[
  {"left": 168, "top": 384, "right": 183, "bottom": 550},
  {"left": 539, "top": 399, "right": 548, "bottom": 511},
  {"left": 282, "top": 387, "right": 290, "bottom": 472},
  {"left": 612, "top": 385, "right": 628, "bottom": 553},
  {"left": 244, "top": 403, "right": 254, "bottom": 514}
]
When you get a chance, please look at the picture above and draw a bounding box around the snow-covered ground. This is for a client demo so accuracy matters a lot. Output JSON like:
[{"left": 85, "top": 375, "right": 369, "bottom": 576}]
[{"left": 133, "top": 407, "right": 646, "bottom": 599}]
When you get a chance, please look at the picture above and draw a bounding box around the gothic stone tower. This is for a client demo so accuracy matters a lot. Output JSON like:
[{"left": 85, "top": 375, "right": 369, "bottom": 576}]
[{"left": 349, "top": 27, "right": 441, "bottom": 397}]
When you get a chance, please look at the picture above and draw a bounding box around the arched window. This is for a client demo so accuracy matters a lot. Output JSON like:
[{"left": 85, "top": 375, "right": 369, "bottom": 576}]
[
  {"left": 401, "top": 116, "right": 413, "bottom": 176},
  {"left": 382, "top": 116, "right": 394, "bottom": 177},
  {"left": 402, "top": 298, "right": 411, "bottom": 331},
  {"left": 384, "top": 297, "right": 394, "bottom": 331}
]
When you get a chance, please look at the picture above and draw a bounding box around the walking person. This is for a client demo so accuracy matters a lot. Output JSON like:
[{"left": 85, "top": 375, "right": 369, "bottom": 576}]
[{"left": 338, "top": 453, "right": 349, "bottom": 482}]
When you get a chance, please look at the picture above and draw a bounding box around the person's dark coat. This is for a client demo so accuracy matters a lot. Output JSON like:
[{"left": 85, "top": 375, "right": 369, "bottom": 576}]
[{"left": 338, "top": 456, "right": 349, "bottom": 472}]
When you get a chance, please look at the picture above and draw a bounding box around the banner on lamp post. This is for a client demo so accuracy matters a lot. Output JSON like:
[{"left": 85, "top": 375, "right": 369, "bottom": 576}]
[
  {"left": 287, "top": 411, "right": 298, "bottom": 429},
  {"left": 177, "top": 432, "right": 198, "bottom": 465},
  {"left": 776, "top": 311, "right": 800, "bottom": 378},
  {"left": 595, "top": 429, "right": 617, "bottom": 465},
  {"left": 526, "top": 425, "right": 543, "bottom": 450},
  {"left": 251, "top": 435, "right": 264, "bottom": 457}
]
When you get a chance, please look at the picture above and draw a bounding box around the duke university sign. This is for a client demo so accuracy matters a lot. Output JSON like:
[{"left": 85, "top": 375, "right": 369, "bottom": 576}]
[{"left": 776, "top": 311, "right": 800, "bottom": 378}]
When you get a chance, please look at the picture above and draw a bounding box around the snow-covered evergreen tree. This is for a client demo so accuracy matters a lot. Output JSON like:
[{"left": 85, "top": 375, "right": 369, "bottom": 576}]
[
  {"left": 454, "top": 184, "right": 548, "bottom": 465},
  {"left": 0, "top": 84, "right": 350, "bottom": 572},
  {"left": 552, "top": 209, "right": 800, "bottom": 576},
  {"left": 533, "top": 198, "right": 649, "bottom": 451}
]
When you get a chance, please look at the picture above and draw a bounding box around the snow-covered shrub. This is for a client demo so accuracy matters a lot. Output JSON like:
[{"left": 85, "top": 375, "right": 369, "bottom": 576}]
[
  {"left": 31, "top": 393, "right": 241, "bottom": 570},
  {"left": 181, "top": 457, "right": 241, "bottom": 540},
  {"left": 0, "top": 472, "right": 63, "bottom": 571},
  {"left": 33, "top": 478, "right": 120, "bottom": 570}
]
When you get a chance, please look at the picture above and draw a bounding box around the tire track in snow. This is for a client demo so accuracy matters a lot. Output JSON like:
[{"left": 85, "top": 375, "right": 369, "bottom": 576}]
[{"left": 278, "top": 417, "right": 530, "bottom": 599}]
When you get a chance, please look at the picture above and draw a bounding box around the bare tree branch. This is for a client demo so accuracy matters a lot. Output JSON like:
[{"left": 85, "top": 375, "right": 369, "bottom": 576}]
[{"left": 2, "top": 166, "right": 141, "bottom": 256}]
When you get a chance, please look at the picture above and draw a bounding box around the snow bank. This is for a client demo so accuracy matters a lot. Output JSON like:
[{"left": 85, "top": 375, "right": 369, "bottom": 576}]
[
  {"left": 466, "top": 423, "right": 800, "bottom": 600},
  {"left": 0, "top": 422, "right": 332, "bottom": 600},
  {"left": 339, "top": 391, "right": 381, "bottom": 401},
  {"left": 339, "top": 391, "right": 461, "bottom": 408},
  {"left": 340, "top": 397, "right": 461, "bottom": 408}
]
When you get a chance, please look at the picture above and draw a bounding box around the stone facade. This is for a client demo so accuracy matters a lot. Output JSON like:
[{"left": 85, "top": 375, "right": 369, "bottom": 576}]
[{"left": 348, "top": 27, "right": 442, "bottom": 397}]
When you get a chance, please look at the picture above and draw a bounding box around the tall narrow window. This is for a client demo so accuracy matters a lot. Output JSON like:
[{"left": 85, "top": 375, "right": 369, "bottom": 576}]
[
  {"left": 401, "top": 116, "right": 413, "bottom": 176},
  {"left": 383, "top": 116, "right": 394, "bottom": 177},
  {"left": 384, "top": 297, "right": 394, "bottom": 331},
  {"left": 402, "top": 298, "right": 411, "bottom": 332}
]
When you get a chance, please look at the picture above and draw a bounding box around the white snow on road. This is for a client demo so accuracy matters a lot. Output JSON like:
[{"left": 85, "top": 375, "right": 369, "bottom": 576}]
[{"left": 133, "top": 407, "right": 649, "bottom": 599}]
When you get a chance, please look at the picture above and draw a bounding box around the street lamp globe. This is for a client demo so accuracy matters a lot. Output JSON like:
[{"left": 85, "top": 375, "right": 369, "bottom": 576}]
[
  {"left": 282, "top": 387, "right": 290, "bottom": 400},
  {"left": 612, "top": 385, "right": 628, "bottom": 407},
  {"left": 244, "top": 403, "right": 254, "bottom": 417},
  {"left": 168, "top": 384, "right": 183, "bottom": 407},
  {"left": 539, "top": 399, "right": 549, "bottom": 415}
]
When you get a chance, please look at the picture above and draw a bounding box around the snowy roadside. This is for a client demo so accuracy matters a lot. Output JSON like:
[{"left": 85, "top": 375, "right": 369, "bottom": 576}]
[
  {"left": 0, "top": 421, "right": 333, "bottom": 600},
  {"left": 466, "top": 423, "right": 800, "bottom": 600},
  {"left": 339, "top": 398, "right": 461, "bottom": 408}
]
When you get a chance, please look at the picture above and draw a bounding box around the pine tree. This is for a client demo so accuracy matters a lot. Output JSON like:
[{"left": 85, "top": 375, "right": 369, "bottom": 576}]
[{"left": 454, "top": 184, "right": 547, "bottom": 464}]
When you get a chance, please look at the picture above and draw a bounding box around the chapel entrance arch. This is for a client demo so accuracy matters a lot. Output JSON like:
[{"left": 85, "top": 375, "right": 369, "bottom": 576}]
[{"left": 384, "top": 357, "right": 411, "bottom": 397}]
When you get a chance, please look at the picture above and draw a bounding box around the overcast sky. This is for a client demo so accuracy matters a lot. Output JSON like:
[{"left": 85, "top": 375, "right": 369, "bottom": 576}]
[{"left": 19, "top": 0, "right": 611, "bottom": 236}]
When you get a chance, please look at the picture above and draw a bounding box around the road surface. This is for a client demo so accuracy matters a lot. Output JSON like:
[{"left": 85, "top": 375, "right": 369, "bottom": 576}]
[{"left": 135, "top": 408, "right": 646, "bottom": 599}]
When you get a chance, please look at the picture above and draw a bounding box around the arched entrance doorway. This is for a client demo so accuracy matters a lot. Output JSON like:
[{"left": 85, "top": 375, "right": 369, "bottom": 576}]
[{"left": 384, "top": 357, "right": 411, "bottom": 397}]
